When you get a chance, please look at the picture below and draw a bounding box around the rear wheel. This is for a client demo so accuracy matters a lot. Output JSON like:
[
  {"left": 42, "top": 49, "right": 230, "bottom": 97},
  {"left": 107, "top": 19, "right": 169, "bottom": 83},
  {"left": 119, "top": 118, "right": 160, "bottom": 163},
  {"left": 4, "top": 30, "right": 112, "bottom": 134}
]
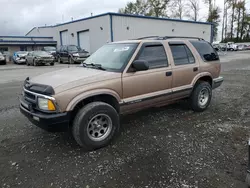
[
  {"left": 50, "top": 62, "right": 54, "bottom": 66},
  {"left": 72, "top": 102, "right": 120, "bottom": 151},
  {"left": 190, "top": 81, "right": 212, "bottom": 112}
]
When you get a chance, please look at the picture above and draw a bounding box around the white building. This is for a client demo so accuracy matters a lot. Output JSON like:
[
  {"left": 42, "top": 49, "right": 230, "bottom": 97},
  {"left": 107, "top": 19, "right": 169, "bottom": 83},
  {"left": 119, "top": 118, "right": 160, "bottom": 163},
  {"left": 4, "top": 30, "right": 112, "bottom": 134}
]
[{"left": 26, "top": 12, "right": 213, "bottom": 54}]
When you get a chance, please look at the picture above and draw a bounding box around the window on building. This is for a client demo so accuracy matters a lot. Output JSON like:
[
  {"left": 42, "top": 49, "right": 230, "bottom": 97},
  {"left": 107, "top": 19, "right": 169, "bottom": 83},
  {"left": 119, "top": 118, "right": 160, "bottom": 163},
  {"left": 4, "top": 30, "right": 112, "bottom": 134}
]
[
  {"left": 137, "top": 44, "right": 168, "bottom": 69},
  {"left": 170, "top": 44, "right": 195, "bottom": 66}
]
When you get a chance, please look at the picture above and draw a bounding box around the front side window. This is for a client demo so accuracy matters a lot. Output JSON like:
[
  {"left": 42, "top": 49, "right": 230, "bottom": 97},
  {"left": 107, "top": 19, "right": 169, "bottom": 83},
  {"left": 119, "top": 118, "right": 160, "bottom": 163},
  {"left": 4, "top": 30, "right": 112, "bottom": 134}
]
[
  {"left": 84, "top": 43, "right": 138, "bottom": 71},
  {"left": 137, "top": 44, "right": 168, "bottom": 69},
  {"left": 170, "top": 44, "right": 195, "bottom": 66},
  {"left": 189, "top": 40, "right": 219, "bottom": 61}
]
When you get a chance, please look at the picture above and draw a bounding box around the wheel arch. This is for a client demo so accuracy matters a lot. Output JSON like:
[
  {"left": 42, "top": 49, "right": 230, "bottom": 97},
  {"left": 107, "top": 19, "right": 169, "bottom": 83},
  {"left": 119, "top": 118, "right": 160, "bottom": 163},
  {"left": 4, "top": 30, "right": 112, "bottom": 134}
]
[
  {"left": 192, "top": 73, "right": 213, "bottom": 87},
  {"left": 66, "top": 89, "right": 121, "bottom": 112}
]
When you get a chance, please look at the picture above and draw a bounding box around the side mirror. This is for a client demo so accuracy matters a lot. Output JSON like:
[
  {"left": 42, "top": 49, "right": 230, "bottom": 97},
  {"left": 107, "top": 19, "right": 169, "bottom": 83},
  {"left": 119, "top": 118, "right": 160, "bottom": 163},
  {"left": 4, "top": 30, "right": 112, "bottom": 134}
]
[{"left": 132, "top": 60, "right": 149, "bottom": 71}]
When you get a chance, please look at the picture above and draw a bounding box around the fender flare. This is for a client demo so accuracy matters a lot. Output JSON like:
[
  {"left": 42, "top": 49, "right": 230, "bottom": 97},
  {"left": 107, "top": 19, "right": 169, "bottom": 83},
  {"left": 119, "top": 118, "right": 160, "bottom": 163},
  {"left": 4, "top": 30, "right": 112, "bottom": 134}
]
[
  {"left": 191, "top": 72, "right": 213, "bottom": 86},
  {"left": 66, "top": 89, "right": 122, "bottom": 111}
]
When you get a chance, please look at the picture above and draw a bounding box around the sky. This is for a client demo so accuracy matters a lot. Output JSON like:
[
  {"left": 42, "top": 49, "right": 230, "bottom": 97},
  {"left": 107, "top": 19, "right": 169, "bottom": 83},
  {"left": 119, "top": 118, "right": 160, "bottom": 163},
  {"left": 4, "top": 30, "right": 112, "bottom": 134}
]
[{"left": 0, "top": 0, "right": 233, "bottom": 39}]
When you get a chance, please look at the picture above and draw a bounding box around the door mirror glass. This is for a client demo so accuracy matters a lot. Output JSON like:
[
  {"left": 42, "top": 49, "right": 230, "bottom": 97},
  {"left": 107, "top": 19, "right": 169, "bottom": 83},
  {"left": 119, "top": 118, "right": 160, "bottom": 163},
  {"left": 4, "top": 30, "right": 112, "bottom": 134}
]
[{"left": 132, "top": 60, "right": 149, "bottom": 71}]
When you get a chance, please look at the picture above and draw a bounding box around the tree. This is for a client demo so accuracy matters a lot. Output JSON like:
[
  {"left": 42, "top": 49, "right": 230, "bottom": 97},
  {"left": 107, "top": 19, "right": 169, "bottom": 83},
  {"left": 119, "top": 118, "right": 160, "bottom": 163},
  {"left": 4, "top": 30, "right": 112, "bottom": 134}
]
[
  {"left": 171, "top": 0, "right": 187, "bottom": 19},
  {"left": 186, "top": 0, "right": 200, "bottom": 21},
  {"left": 229, "top": 0, "right": 237, "bottom": 39},
  {"left": 207, "top": 6, "right": 221, "bottom": 41},
  {"left": 147, "top": 0, "right": 170, "bottom": 17},
  {"left": 118, "top": 0, "right": 148, "bottom": 15}
]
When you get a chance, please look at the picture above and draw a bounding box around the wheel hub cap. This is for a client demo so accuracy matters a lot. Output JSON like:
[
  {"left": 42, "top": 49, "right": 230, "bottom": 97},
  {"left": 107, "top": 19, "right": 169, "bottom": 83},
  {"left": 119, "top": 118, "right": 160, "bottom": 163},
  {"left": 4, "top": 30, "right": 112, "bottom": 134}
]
[
  {"left": 198, "top": 88, "right": 209, "bottom": 106},
  {"left": 87, "top": 114, "right": 112, "bottom": 141}
]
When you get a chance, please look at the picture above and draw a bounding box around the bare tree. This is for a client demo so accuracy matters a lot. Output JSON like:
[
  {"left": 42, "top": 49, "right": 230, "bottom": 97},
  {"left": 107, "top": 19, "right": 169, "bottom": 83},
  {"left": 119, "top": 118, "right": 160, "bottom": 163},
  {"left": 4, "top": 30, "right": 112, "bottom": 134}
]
[
  {"left": 186, "top": 0, "right": 200, "bottom": 21},
  {"left": 170, "top": 0, "right": 186, "bottom": 19}
]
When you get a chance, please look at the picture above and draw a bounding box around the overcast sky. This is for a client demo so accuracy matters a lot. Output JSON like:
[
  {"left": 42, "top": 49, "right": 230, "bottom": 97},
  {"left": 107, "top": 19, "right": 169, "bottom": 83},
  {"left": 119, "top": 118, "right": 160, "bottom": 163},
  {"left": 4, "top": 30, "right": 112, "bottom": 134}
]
[{"left": 0, "top": 0, "right": 229, "bottom": 37}]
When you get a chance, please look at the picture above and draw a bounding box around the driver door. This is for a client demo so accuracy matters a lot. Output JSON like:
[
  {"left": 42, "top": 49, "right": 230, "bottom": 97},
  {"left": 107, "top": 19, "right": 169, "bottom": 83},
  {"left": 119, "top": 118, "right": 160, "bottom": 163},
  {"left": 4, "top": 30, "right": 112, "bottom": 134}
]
[{"left": 121, "top": 42, "right": 173, "bottom": 113}]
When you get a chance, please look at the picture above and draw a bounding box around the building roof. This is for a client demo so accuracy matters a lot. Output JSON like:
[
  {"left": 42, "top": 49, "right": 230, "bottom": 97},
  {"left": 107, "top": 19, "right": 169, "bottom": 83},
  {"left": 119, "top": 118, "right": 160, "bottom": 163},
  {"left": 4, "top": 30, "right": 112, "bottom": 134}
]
[{"left": 26, "top": 12, "right": 213, "bottom": 35}]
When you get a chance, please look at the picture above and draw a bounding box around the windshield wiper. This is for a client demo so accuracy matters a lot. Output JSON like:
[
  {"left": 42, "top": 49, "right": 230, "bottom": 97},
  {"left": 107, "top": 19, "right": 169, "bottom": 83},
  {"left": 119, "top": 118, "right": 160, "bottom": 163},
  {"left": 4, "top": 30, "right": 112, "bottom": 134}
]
[{"left": 82, "top": 63, "right": 106, "bottom": 70}]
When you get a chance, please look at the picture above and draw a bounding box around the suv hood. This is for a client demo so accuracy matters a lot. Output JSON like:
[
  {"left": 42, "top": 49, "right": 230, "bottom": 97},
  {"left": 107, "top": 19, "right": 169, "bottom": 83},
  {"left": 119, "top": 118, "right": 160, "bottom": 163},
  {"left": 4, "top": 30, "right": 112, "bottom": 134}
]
[{"left": 30, "top": 67, "right": 121, "bottom": 94}]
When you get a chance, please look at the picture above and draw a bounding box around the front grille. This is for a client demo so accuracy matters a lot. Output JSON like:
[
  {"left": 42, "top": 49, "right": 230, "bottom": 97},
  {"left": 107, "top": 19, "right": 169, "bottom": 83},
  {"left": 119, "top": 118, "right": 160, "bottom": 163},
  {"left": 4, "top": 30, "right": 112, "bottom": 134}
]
[
  {"left": 24, "top": 91, "right": 35, "bottom": 100},
  {"left": 20, "top": 57, "right": 25, "bottom": 59}
]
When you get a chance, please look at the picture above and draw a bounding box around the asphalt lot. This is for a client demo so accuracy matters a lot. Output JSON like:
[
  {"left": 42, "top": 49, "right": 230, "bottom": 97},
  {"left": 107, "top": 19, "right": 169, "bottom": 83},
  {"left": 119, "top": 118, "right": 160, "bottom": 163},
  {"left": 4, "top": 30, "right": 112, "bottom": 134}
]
[{"left": 1, "top": 52, "right": 250, "bottom": 188}]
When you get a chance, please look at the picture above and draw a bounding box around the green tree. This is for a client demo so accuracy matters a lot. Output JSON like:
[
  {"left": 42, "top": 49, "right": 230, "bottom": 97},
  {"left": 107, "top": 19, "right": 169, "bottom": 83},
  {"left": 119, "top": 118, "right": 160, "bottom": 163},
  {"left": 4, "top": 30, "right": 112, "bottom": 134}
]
[
  {"left": 207, "top": 6, "right": 220, "bottom": 41},
  {"left": 147, "top": 0, "right": 170, "bottom": 17},
  {"left": 118, "top": 0, "right": 148, "bottom": 15}
]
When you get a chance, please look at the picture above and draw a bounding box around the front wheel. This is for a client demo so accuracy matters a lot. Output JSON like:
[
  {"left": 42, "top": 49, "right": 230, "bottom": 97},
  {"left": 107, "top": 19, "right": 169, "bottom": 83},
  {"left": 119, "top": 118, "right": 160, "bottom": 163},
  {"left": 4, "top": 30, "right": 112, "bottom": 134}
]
[
  {"left": 72, "top": 102, "right": 120, "bottom": 151},
  {"left": 190, "top": 82, "right": 212, "bottom": 112},
  {"left": 69, "top": 57, "right": 74, "bottom": 64},
  {"left": 50, "top": 62, "right": 54, "bottom": 66}
]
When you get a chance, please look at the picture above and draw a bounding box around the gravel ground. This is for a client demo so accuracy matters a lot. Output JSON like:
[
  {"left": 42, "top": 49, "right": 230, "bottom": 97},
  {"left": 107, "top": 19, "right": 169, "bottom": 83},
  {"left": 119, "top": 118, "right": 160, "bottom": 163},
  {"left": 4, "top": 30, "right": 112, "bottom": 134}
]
[{"left": 0, "top": 52, "right": 250, "bottom": 188}]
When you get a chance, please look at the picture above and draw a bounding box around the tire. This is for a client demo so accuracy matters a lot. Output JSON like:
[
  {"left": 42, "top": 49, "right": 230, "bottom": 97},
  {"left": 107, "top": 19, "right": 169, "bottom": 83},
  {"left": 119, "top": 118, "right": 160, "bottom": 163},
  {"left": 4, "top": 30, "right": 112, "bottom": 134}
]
[
  {"left": 58, "top": 56, "right": 62, "bottom": 63},
  {"left": 69, "top": 57, "right": 74, "bottom": 64},
  {"left": 26, "top": 61, "right": 30, "bottom": 66},
  {"left": 50, "top": 62, "right": 54, "bottom": 66},
  {"left": 33, "top": 60, "right": 37, "bottom": 66},
  {"left": 190, "top": 81, "right": 212, "bottom": 112},
  {"left": 72, "top": 102, "right": 120, "bottom": 151},
  {"left": 246, "top": 173, "right": 250, "bottom": 188}
]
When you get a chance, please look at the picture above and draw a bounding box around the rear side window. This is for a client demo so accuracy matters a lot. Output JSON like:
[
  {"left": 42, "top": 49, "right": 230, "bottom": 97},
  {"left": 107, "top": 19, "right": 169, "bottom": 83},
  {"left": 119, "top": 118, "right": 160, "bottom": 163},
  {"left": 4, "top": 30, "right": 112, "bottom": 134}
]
[
  {"left": 170, "top": 44, "right": 195, "bottom": 66},
  {"left": 190, "top": 40, "right": 219, "bottom": 61},
  {"left": 137, "top": 44, "right": 168, "bottom": 69}
]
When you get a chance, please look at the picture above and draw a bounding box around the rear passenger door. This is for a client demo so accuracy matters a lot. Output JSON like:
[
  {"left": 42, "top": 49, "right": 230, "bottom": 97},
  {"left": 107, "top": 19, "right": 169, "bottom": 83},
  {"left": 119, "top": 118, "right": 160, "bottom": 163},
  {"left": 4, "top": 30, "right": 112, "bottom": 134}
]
[
  {"left": 169, "top": 42, "right": 199, "bottom": 99},
  {"left": 121, "top": 42, "right": 172, "bottom": 113}
]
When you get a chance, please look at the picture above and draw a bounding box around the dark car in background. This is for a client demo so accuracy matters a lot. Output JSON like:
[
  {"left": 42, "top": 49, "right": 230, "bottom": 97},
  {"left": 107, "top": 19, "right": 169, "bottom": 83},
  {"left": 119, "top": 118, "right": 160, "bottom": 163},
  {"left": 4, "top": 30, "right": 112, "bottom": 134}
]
[
  {"left": 58, "top": 45, "right": 90, "bottom": 64},
  {"left": 41, "top": 46, "right": 57, "bottom": 61},
  {"left": 26, "top": 51, "right": 54, "bottom": 66},
  {"left": 0, "top": 52, "right": 6, "bottom": 65},
  {"left": 13, "top": 51, "right": 28, "bottom": 64}
]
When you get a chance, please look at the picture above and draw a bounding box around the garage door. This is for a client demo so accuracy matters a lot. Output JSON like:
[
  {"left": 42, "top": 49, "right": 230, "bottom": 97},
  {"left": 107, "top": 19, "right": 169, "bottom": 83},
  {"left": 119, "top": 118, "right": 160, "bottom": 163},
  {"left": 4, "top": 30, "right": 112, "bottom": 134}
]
[
  {"left": 78, "top": 31, "right": 90, "bottom": 52},
  {"left": 60, "top": 30, "right": 69, "bottom": 46}
]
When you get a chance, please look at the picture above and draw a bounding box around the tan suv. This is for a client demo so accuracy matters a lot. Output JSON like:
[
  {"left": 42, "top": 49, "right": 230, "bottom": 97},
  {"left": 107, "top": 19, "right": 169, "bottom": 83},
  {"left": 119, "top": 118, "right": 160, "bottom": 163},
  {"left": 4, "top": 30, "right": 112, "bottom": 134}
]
[{"left": 20, "top": 36, "right": 223, "bottom": 150}]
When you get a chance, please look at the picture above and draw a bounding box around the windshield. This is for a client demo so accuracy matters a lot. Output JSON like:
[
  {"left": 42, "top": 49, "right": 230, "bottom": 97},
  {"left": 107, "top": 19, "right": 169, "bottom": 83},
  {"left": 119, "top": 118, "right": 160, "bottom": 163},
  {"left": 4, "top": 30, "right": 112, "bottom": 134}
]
[
  {"left": 68, "top": 45, "right": 81, "bottom": 52},
  {"left": 44, "top": 47, "right": 56, "bottom": 51},
  {"left": 17, "top": 51, "right": 28, "bottom": 54},
  {"left": 84, "top": 43, "right": 138, "bottom": 71},
  {"left": 33, "top": 51, "right": 49, "bottom": 56}
]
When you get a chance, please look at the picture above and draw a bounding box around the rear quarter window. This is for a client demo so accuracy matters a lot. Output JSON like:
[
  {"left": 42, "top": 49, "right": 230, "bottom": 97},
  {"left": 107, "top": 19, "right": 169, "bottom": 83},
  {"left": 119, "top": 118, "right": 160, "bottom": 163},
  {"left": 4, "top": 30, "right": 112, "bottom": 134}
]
[{"left": 190, "top": 40, "right": 219, "bottom": 62}]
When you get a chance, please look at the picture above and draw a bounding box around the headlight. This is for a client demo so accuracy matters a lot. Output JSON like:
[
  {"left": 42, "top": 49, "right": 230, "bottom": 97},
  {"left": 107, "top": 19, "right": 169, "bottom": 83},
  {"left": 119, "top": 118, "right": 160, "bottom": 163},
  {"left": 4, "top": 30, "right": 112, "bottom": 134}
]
[
  {"left": 73, "top": 53, "right": 79, "bottom": 57},
  {"left": 38, "top": 97, "right": 56, "bottom": 111}
]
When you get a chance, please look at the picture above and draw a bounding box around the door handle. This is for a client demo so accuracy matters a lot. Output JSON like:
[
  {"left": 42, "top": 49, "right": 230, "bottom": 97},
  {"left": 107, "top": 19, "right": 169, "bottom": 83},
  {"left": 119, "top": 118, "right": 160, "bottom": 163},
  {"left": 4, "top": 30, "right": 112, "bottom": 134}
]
[
  {"left": 166, "top": 71, "right": 172, "bottom": 76},
  {"left": 193, "top": 67, "right": 198, "bottom": 72}
]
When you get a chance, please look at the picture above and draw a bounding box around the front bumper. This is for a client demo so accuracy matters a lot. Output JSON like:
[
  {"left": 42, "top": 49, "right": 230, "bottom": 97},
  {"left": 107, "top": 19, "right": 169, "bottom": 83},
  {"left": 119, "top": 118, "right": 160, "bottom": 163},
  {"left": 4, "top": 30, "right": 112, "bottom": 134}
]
[
  {"left": 35, "top": 59, "right": 54, "bottom": 64},
  {"left": 73, "top": 57, "right": 89, "bottom": 63},
  {"left": 213, "top": 76, "right": 224, "bottom": 89},
  {"left": 20, "top": 97, "right": 70, "bottom": 132},
  {"left": 15, "top": 59, "right": 26, "bottom": 64}
]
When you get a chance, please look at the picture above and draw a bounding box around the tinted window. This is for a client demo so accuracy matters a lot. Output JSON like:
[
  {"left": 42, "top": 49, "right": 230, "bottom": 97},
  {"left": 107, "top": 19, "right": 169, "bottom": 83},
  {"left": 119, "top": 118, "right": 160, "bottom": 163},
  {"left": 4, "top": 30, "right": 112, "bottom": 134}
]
[
  {"left": 137, "top": 45, "right": 168, "bottom": 69},
  {"left": 190, "top": 40, "right": 219, "bottom": 61},
  {"left": 170, "top": 44, "right": 195, "bottom": 65}
]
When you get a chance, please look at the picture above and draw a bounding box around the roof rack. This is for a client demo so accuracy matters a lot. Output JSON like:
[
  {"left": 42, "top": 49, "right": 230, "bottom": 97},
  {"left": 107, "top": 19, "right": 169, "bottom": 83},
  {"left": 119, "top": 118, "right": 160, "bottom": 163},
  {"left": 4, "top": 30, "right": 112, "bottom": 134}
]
[
  {"left": 136, "top": 36, "right": 160, "bottom": 40},
  {"left": 135, "top": 36, "right": 204, "bottom": 40}
]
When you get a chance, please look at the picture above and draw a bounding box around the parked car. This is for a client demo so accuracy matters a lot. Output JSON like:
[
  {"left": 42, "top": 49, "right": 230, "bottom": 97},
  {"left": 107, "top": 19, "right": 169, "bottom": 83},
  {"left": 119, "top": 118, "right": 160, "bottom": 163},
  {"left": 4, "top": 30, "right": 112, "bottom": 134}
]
[
  {"left": 0, "top": 52, "right": 6, "bottom": 65},
  {"left": 227, "top": 42, "right": 238, "bottom": 51},
  {"left": 237, "top": 44, "right": 247, "bottom": 51},
  {"left": 20, "top": 36, "right": 223, "bottom": 151},
  {"left": 41, "top": 46, "right": 57, "bottom": 61},
  {"left": 58, "top": 45, "right": 90, "bottom": 64},
  {"left": 26, "top": 51, "right": 54, "bottom": 66},
  {"left": 13, "top": 51, "right": 28, "bottom": 64}
]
